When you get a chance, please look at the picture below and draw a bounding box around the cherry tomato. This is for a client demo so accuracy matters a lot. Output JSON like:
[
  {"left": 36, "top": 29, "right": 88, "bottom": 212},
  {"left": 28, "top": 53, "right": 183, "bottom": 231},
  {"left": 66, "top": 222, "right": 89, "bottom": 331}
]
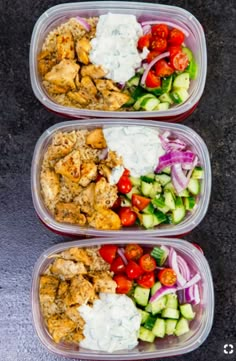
[
  {"left": 124, "top": 244, "right": 143, "bottom": 261},
  {"left": 168, "top": 28, "right": 185, "bottom": 46},
  {"left": 131, "top": 194, "right": 151, "bottom": 211},
  {"left": 155, "top": 59, "right": 174, "bottom": 77},
  {"left": 113, "top": 274, "right": 133, "bottom": 294},
  {"left": 126, "top": 260, "right": 144, "bottom": 279},
  {"left": 118, "top": 207, "right": 137, "bottom": 226},
  {"left": 117, "top": 175, "right": 132, "bottom": 194},
  {"left": 145, "top": 70, "right": 161, "bottom": 88},
  {"left": 122, "top": 168, "right": 130, "bottom": 177},
  {"left": 111, "top": 196, "right": 122, "bottom": 210},
  {"left": 95, "top": 173, "right": 103, "bottom": 182},
  {"left": 99, "top": 245, "right": 118, "bottom": 264},
  {"left": 137, "top": 271, "right": 155, "bottom": 288},
  {"left": 146, "top": 50, "right": 161, "bottom": 63},
  {"left": 151, "top": 24, "right": 169, "bottom": 39},
  {"left": 137, "top": 34, "right": 151, "bottom": 50},
  {"left": 168, "top": 45, "right": 182, "bottom": 58},
  {"left": 158, "top": 268, "right": 177, "bottom": 287},
  {"left": 110, "top": 256, "right": 126, "bottom": 274},
  {"left": 170, "top": 51, "right": 189, "bottom": 71},
  {"left": 150, "top": 37, "right": 167, "bottom": 52},
  {"left": 139, "top": 254, "right": 156, "bottom": 272}
]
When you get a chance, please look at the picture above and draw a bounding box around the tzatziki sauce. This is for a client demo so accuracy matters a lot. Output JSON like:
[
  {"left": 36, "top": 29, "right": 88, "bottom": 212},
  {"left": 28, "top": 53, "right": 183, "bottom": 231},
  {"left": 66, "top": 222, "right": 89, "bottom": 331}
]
[
  {"left": 78, "top": 293, "right": 141, "bottom": 352},
  {"left": 89, "top": 13, "right": 147, "bottom": 83},
  {"left": 103, "top": 126, "right": 165, "bottom": 181}
]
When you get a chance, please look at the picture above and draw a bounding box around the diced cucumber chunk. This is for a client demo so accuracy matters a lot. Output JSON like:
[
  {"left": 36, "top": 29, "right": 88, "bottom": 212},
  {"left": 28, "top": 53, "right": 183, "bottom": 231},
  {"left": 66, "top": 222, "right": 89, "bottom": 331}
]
[
  {"left": 152, "top": 318, "right": 166, "bottom": 338},
  {"left": 153, "top": 210, "right": 167, "bottom": 226},
  {"left": 162, "top": 76, "right": 173, "bottom": 93},
  {"left": 172, "top": 197, "right": 186, "bottom": 224},
  {"left": 178, "top": 189, "right": 190, "bottom": 197},
  {"left": 121, "top": 197, "right": 132, "bottom": 207},
  {"left": 133, "top": 94, "right": 155, "bottom": 110},
  {"left": 132, "top": 86, "right": 147, "bottom": 100},
  {"left": 164, "top": 182, "right": 176, "bottom": 193},
  {"left": 151, "top": 281, "right": 162, "bottom": 296},
  {"left": 142, "top": 97, "right": 160, "bottom": 111},
  {"left": 130, "top": 176, "right": 141, "bottom": 186},
  {"left": 126, "top": 186, "right": 140, "bottom": 200},
  {"left": 180, "top": 304, "right": 196, "bottom": 320},
  {"left": 145, "top": 303, "right": 152, "bottom": 313},
  {"left": 184, "top": 196, "right": 196, "bottom": 210},
  {"left": 159, "top": 93, "right": 174, "bottom": 104},
  {"left": 155, "top": 102, "right": 170, "bottom": 111},
  {"left": 138, "top": 309, "right": 150, "bottom": 324},
  {"left": 174, "top": 318, "right": 190, "bottom": 336},
  {"left": 164, "top": 190, "right": 176, "bottom": 210},
  {"left": 142, "top": 214, "right": 154, "bottom": 229},
  {"left": 171, "top": 88, "right": 189, "bottom": 104},
  {"left": 150, "top": 296, "right": 167, "bottom": 315},
  {"left": 138, "top": 326, "right": 155, "bottom": 342},
  {"left": 166, "top": 294, "right": 179, "bottom": 309},
  {"left": 182, "top": 47, "right": 193, "bottom": 62},
  {"left": 173, "top": 73, "right": 190, "bottom": 90},
  {"left": 144, "top": 315, "right": 157, "bottom": 330},
  {"left": 186, "top": 59, "right": 198, "bottom": 80},
  {"left": 165, "top": 319, "right": 178, "bottom": 335},
  {"left": 155, "top": 174, "right": 171, "bottom": 186},
  {"left": 161, "top": 308, "right": 180, "bottom": 319},
  {"left": 141, "top": 181, "right": 153, "bottom": 197},
  {"left": 151, "top": 247, "right": 168, "bottom": 266},
  {"left": 149, "top": 181, "right": 162, "bottom": 198},
  {"left": 162, "top": 166, "right": 171, "bottom": 174},
  {"left": 134, "top": 286, "right": 150, "bottom": 307},
  {"left": 145, "top": 86, "right": 163, "bottom": 97},
  {"left": 192, "top": 166, "right": 204, "bottom": 179},
  {"left": 127, "top": 74, "right": 141, "bottom": 87},
  {"left": 140, "top": 173, "right": 155, "bottom": 183},
  {"left": 152, "top": 196, "right": 170, "bottom": 214},
  {"left": 187, "top": 178, "right": 201, "bottom": 195},
  {"left": 143, "top": 202, "right": 155, "bottom": 215}
]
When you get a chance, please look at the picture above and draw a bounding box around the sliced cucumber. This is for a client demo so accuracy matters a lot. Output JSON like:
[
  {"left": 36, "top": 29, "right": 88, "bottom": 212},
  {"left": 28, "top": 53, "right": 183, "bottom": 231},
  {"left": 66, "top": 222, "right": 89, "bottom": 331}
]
[
  {"left": 151, "top": 281, "right": 162, "bottom": 296},
  {"left": 186, "top": 58, "right": 198, "bottom": 80},
  {"left": 187, "top": 178, "right": 200, "bottom": 195},
  {"left": 149, "top": 181, "right": 162, "bottom": 198},
  {"left": 155, "top": 174, "right": 171, "bottom": 186},
  {"left": 142, "top": 202, "right": 155, "bottom": 215},
  {"left": 134, "top": 286, "right": 150, "bottom": 307},
  {"left": 145, "top": 86, "right": 163, "bottom": 97},
  {"left": 159, "top": 92, "right": 174, "bottom": 104},
  {"left": 162, "top": 166, "right": 171, "bottom": 175},
  {"left": 155, "top": 102, "right": 170, "bottom": 111},
  {"left": 174, "top": 318, "right": 190, "bottom": 336},
  {"left": 141, "top": 181, "right": 153, "bottom": 197},
  {"left": 161, "top": 308, "right": 180, "bottom": 320},
  {"left": 164, "top": 190, "right": 176, "bottom": 210},
  {"left": 133, "top": 94, "right": 155, "bottom": 110},
  {"left": 164, "top": 182, "right": 176, "bottom": 193},
  {"left": 192, "top": 166, "right": 204, "bottom": 179},
  {"left": 126, "top": 186, "right": 140, "bottom": 200},
  {"left": 173, "top": 73, "right": 190, "bottom": 90},
  {"left": 140, "top": 173, "right": 155, "bottom": 183},
  {"left": 130, "top": 176, "right": 141, "bottom": 186},
  {"left": 141, "top": 97, "right": 160, "bottom": 111},
  {"left": 180, "top": 304, "right": 196, "bottom": 320},
  {"left": 152, "top": 318, "right": 166, "bottom": 338},
  {"left": 138, "top": 309, "right": 150, "bottom": 324},
  {"left": 151, "top": 246, "right": 168, "bottom": 266},
  {"left": 165, "top": 319, "right": 178, "bottom": 335},
  {"left": 172, "top": 197, "right": 186, "bottom": 224},
  {"left": 184, "top": 196, "right": 196, "bottom": 210},
  {"left": 152, "top": 196, "right": 170, "bottom": 214},
  {"left": 131, "top": 86, "right": 147, "bottom": 100},
  {"left": 178, "top": 189, "right": 190, "bottom": 197},
  {"left": 170, "top": 88, "right": 189, "bottom": 104},
  {"left": 153, "top": 210, "right": 167, "bottom": 226},
  {"left": 138, "top": 326, "right": 155, "bottom": 342},
  {"left": 161, "top": 76, "right": 173, "bottom": 93},
  {"left": 150, "top": 296, "right": 167, "bottom": 315},
  {"left": 142, "top": 214, "right": 154, "bottom": 229},
  {"left": 144, "top": 315, "right": 157, "bottom": 330},
  {"left": 166, "top": 294, "right": 178, "bottom": 309},
  {"left": 182, "top": 47, "right": 193, "bottom": 62},
  {"left": 127, "top": 74, "right": 141, "bottom": 87}
]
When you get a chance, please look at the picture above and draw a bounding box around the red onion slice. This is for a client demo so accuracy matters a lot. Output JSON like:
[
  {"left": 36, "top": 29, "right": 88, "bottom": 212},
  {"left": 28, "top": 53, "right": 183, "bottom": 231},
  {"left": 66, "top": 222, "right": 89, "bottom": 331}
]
[
  {"left": 76, "top": 16, "right": 91, "bottom": 31},
  {"left": 177, "top": 255, "right": 191, "bottom": 281},
  {"left": 150, "top": 285, "right": 177, "bottom": 303},
  {"left": 142, "top": 24, "right": 151, "bottom": 34},
  {"left": 155, "top": 151, "right": 195, "bottom": 173},
  {"left": 192, "top": 284, "right": 200, "bottom": 305},
  {"left": 185, "top": 285, "right": 195, "bottom": 303},
  {"left": 98, "top": 148, "right": 108, "bottom": 160},
  {"left": 171, "top": 163, "right": 189, "bottom": 194},
  {"left": 178, "top": 273, "right": 201, "bottom": 290},
  {"left": 141, "top": 51, "right": 170, "bottom": 86},
  {"left": 141, "top": 21, "right": 189, "bottom": 37},
  {"left": 117, "top": 248, "right": 128, "bottom": 266},
  {"left": 168, "top": 248, "right": 186, "bottom": 287}
]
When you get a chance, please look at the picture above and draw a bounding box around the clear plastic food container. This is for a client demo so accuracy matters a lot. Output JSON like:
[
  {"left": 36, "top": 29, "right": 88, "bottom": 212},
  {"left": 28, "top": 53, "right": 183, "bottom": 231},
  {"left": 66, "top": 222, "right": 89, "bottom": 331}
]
[
  {"left": 31, "top": 237, "right": 214, "bottom": 360},
  {"left": 29, "top": 1, "right": 207, "bottom": 122},
  {"left": 31, "top": 119, "right": 211, "bottom": 237}
]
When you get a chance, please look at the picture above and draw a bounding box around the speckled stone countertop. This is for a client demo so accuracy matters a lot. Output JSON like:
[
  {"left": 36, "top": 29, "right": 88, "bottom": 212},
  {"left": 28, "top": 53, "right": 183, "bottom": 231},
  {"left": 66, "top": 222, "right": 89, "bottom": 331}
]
[{"left": 0, "top": 0, "right": 235, "bottom": 360}]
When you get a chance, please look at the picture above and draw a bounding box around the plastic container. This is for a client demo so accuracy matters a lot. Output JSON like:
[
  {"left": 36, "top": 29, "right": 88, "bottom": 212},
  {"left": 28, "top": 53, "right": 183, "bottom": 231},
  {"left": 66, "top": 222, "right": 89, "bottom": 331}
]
[
  {"left": 31, "top": 119, "right": 211, "bottom": 237},
  {"left": 31, "top": 237, "right": 214, "bottom": 360},
  {"left": 29, "top": 1, "right": 207, "bottom": 122}
]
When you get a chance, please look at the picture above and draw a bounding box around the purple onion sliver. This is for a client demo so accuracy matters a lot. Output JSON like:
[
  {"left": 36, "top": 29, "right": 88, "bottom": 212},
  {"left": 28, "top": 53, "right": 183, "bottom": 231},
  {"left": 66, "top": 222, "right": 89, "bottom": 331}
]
[
  {"left": 168, "top": 248, "right": 186, "bottom": 287},
  {"left": 142, "top": 24, "right": 151, "bottom": 34},
  {"left": 178, "top": 273, "right": 201, "bottom": 290},
  {"left": 192, "top": 284, "right": 200, "bottom": 305},
  {"left": 75, "top": 16, "right": 91, "bottom": 31},
  {"left": 177, "top": 255, "right": 191, "bottom": 281},
  {"left": 150, "top": 285, "right": 177, "bottom": 303},
  {"left": 177, "top": 289, "right": 186, "bottom": 304},
  {"left": 185, "top": 285, "right": 195, "bottom": 303},
  {"left": 117, "top": 248, "right": 128, "bottom": 266}
]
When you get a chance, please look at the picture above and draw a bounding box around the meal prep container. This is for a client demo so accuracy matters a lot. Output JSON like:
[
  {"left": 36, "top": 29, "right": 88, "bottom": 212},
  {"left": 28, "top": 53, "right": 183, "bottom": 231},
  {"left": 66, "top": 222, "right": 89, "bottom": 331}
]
[
  {"left": 31, "top": 119, "right": 211, "bottom": 237},
  {"left": 31, "top": 237, "right": 214, "bottom": 360},
  {"left": 29, "top": 1, "right": 207, "bottom": 122}
]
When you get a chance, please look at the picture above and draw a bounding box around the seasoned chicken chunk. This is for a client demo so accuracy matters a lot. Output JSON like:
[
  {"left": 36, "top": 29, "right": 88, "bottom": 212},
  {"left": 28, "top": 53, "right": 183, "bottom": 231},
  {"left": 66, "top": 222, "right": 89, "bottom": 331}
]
[
  {"left": 81, "top": 64, "right": 107, "bottom": 79},
  {"left": 95, "top": 79, "right": 120, "bottom": 92},
  {"left": 50, "top": 258, "right": 87, "bottom": 280},
  {"left": 67, "top": 89, "right": 91, "bottom": 105},
  {"left": 74, "top": 182, "right": 95, "bottom": 215},
  {"left": 57, "top": 280, "right": 69, "bottom": 298},
  {"left": 89, "top": 271, "right": 117, "bottom": 293},
  {"left": 59, "top": 247, "right": 92, "bottom": 266},
  {"left": 56, "top": 31, "right": 75, "bottom": 61},
  {"left": 86, "top": 128, "right": 107, "bottom": 149},
  {"left": 38, "top": 50, "right": 56, "bottom": 76},
  {"left": 43, "top": 81, "right": 69, "bottom": 94},
  {"left": 45, "top": 59, "right": 79, "bottom": 90},
  {"left": 79, "top": 161, "right": 97, "bottom": 187},
  {"left": 80, "top": 76, "right": 97, "bottom": 96},
  {"left": 39, "top": 275, "right": 59, "bottom": 304},
  {"left": 97, "top": 164, "right": 111, "bottom": 180},
  {"left": 41, "top": 169, "right": 60, "bottom": 206},
  {"left": 64, "top": 329, "right": 84, "bottom": 343},
  {"left": 55, "top": 202, "right": 86, "bottom": 225},
  {"left": 47, "top": 314, "right": 77, "bottom": 343},
  {"left": 76, "top": 38, "right": 91, "bottom": 64},
  {"left": 101, "top": 90, "right": 130, "bottom": 111},
  {"left": 102, "top": 150, "right": 123, "bottom": 168},
  {"left": 60, "top": 176, "right": 82, "bottom": 199},
  {"left": 55, "top": 150, "right": 81, "bottom": 182},
  {"left": 46, "top": 131, "right": 77, "bottom": 160},
  {"left": 94, "top": 177, "right": 118, "bottom": 208},
  {"left": 65, "top": 305, "right": 85, "bottom": 326},
  {"left": 65, "top": 275, "right": 95, "bottom": 305},
  {"left": 88, "top": 206, "right": 121, "bottom": 230}
]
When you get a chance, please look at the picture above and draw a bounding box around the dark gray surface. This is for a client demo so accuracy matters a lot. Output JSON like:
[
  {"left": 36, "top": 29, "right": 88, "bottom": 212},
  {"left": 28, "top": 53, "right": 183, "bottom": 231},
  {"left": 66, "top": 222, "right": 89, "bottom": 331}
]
[{"left": 0, "top": 0, "right": 236, "bottom": 360}]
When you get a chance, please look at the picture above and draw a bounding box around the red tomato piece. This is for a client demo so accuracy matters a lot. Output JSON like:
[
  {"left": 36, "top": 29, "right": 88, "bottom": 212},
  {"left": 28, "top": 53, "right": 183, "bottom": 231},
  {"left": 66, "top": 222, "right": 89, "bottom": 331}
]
[
  {"left": 117, "top": 175, "right": 132, "bottom": 194},
  {"left": 155, "top": 59, "right": 174, "bottom": 77},
  {"left": 124, "top": 244, "right": 143, "bottom": 261},
  {"left": 118, "top": 207, "right": 137, "bottom": 226},
  {"left": 113, "top": 274, "right": 133, "bottom": 294},
  {"left": 122, "top": 168, "right": 130, "bottom": 177},
  {"left": 126, "top": 260, "right": 144, "bottom": 279},
  {"left": 110, "top": 256, "right": 126, "bottom": 274},
  {"left": 168, "top": 28, "right": 185, "bottom": 46},
  {"left": 131, "top": 194, "right": 151, "bottom": 211},
  {"left": 170, "top": 51, "right": 189, "bottom": 71},
  {"left": 111, "top": 196, "right": 122, "bottom": 210},
  {"left": 150, "top": 37, "right": 167, "bottom": 52},
  {"left": 145, "top": 70, "right": 161, "bottom": 88},
  {"left": 158, "top": 268, "right": 177, "bottom": 287},
  {"left": 137, "top": 271, "right": 155, "bottom": 288},
  {"left": 139, "top": 254, "right": 156, "bottom": 272},
  {"left": 99, "top": 245, "right": 118, "bottom": 264},
  {"left": 95, "top": 173, "right": 103, "bottom": 182},
  {"left": 146, "top": 50, "right": 161, "bottom": 63},
  {"left": 137, "top": 34, "right": 151, "bottom": 50},
  {"left": 151, "top": 24, "right": 169, "bottom": 39},
  {"left": 168, "top": 45, "right": 182, "bottom": 58}
]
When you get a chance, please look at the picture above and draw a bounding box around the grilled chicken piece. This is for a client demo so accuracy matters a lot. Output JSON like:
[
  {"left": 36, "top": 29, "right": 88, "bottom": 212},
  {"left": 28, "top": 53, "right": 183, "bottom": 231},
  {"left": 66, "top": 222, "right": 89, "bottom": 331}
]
[
  {"left": 46, "top": 131, "right": 77, "bottom": 160},
  {"left": 56, "top": 32, "right": 75, "bottom": 61},
  {"left": 45, "top": 59, "right": 79, "bottom": 90},
  {"left": 54, "top": 202, "right": 86, "bottom": 225},
  {"left": 39, "top": 275, "right": 59, "bottom": 304},
  {"left": 65, "top": 306, "right": 85, "bottom": 326},
  {"left": 81, "top": 64, "right": 106, "bottom": 79},
  {"left": 67, "top": 90, "right": 91, "bottom": 106},
  {"left": 38, "top": 50, "right": 56, "bottom": 76},
  {"left": 75, "top": 38, "right": 91, "bottom": 64},
  {"left": 95, "top": 79, "right": 120, "bottom": 92},
  {"left": 74, "top": 182, "right": 95, "bottom": 215},
  {"left": 80, "top": 76, "right": 97, "bottom": 96},
  {"left": 101, "top": 90, "right": 130, "bottom": 111},
  {"left": 65, "top": 275, "right": 95, "bottom": 305},
  {"left": 101, "top": 150, "right": 123, "bottom": 168},
  {"left": 86, "top": 128, "right": 107, "bottom": 149},
  {"left": 47, "top": 314, "right": 77, "bottom": 343},
  {"left": 79, "top": 161, "right": 97, "bottom": 187},
  {"left": 50, "top": 258, "right": 87, "bottom": 280},
  {"left": 94, "top": 177, "right": 118, "bottom": 208},
  {"left": 89, "top": 271, "right": 117, "bottom": 293},
  {"left": 60, "top": 176, "right": 82, "bottom": 198},
  {"left": 55, "top": 150, "right": 81, "bottom": 182},
  {"left": 97, "top": 164, "right": 111, "bottom": 181},
  {"left": 57, "top": 280, "right": 69, "bottom": 298},
  {"left": 43, "top": 81, "right": 69, "bottom": 94},
  {"left": 88, "top": 206, "right": 121, "bottom": 230},
  {"left": 64, "top": 330, "right": 84, "bottom": 343},
  {"left": 41, "top": 169, "right": 60, "bottom": 205},
  {"left": 60, "top": 247, "right": 92, "bottom": 266}
]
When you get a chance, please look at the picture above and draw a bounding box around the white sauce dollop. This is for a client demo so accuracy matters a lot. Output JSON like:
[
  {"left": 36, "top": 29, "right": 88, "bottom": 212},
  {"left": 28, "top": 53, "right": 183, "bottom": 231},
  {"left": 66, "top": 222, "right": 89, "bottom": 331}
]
[
  {"left": 89, "top": 13, "right": 146, "bottom": 83},
  {"left": 79, "top": 293, "right": 141, "bottom": 352},
  {"left": 103, "top": 126, "right": 165, "bottom": 181}
]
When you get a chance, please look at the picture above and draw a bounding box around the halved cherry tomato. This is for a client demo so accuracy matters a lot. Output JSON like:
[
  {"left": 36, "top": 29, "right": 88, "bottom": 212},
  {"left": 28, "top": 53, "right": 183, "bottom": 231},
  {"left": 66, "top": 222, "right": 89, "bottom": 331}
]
[
  {"left": 151, "top": 24, "right": 169, "bottom": 39},
  {"left": 111, "top": 196, "right": 122, "bottom": 210},
  {"left": 150, "top": 37, "right": 167, "bottom": 52},
  {"left": 139, "top": 254, "right": 156, "bottom": 272},
  {"left": 145, "top": 70, "right": 161, "bottom": 88},
  {"left": 131, "top": 194, "right": 151, "bottom": 211},
  {"left": 170, "top": 51, "right": 189, "bottom": 71},
  {"left": 155, "top": 59, "right": 174, "bottom": 77},
  {"left": 117, "top": 175, "right": 132, "bottom": 194},
  {"left": 126, "top": 260, "right": 144, "bottom": 279},
  {"left": 137, "top": 34, "right": 151, "bottom": 50},
  {"left": 168, "top": 45, "right": 182, "bottom": 58},
  {"left": 137, "top": 271, "right": 155, "bottom": 288},
  {"left": 118, "top": 207, "right": 137, "bottom": 226},
  {"left": 168, "top": 28, "right": 185, "bottom": 46},
  {"left": 122, "top": 168, "right": 130, "bottom": 177},
  {"left": 158, "top": 268, "right": 177, "bottom": 287},
  {"left": 99, "top": 245, "right": 118, "bottom": 264},
  {"left": 110, "top": 256, "right": 126, "bottom": 274},
  {"left": 114, "top": 274, "right": 133, "bottom": 294},
  {"left": 146, "top": 50, "right": 161, "bottom": 63},
  {"left": 124, "top": 244, "right": 143, "bottom": 261}
]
